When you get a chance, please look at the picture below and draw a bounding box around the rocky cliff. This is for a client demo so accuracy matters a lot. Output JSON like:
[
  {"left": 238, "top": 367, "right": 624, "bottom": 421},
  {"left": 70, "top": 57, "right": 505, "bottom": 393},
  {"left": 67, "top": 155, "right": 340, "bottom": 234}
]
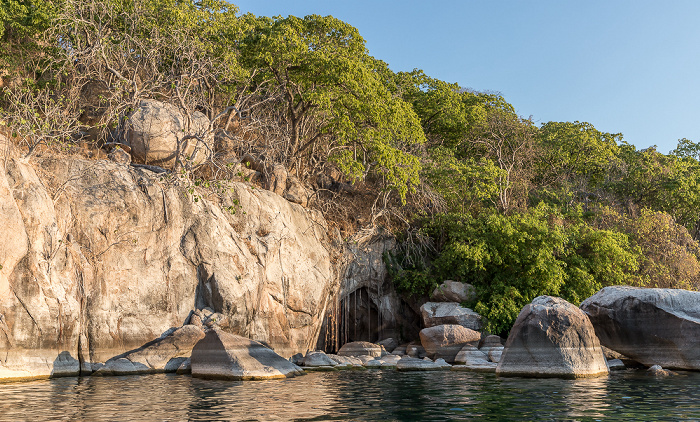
[{"left": 0, "top": 151, "right": 338, "bottom": 380}]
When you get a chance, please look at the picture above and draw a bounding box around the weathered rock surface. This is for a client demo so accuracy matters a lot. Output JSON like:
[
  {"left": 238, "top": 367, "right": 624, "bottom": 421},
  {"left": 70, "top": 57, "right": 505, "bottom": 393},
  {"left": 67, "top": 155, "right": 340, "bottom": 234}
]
[
  {"left": 0, "top": 153, "right": 336, "bottom": 380},
  {"left": 420, "top": 302, "right": 483, "bottom": 330},
  {"left": 496, "top": 296, "right": 608, "bottom": 379},
  {"left": 580, "top": 286, "right": 700, "bottom": 370},
  {"left": 126, "top": 99, "right": 213, "bottom": 168},
  {"left": 431, "top": 280, "right": 476, "bottom": 303},
  {"left": 337, "top": 341, "right": 382, "bottom": 357},
  {"left": 419, "top": 324, "right": 481, "bottom": 363},
  {"left": 190, "top": 330, "right": 303, "bottom": 380}
]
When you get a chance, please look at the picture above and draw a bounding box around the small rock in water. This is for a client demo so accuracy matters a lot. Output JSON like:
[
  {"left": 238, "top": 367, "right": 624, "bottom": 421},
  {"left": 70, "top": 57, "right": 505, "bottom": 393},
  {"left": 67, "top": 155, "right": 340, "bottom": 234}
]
[
  {"left": 647, "top": 365, "right": 674, "bottom": 376},
  {"left": 607, "top": 359, "right": 626, "bottom": 371}
]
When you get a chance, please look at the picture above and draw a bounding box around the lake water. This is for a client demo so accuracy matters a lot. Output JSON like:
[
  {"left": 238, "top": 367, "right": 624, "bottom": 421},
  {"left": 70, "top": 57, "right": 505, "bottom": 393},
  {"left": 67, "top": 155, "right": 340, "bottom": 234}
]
[{"left": 1, "top": 370, "right": 699, "bottom": 421}]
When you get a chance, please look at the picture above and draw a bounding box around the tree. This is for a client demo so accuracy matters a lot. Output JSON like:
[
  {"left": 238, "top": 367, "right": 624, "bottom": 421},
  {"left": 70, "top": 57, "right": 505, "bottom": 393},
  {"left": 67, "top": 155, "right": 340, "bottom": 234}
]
[
  {"left": 536, "top": 121, "right": 621, "bottom": 191},
  {"left": 240, "top": 14, "right": 425, "bottom": 199}
]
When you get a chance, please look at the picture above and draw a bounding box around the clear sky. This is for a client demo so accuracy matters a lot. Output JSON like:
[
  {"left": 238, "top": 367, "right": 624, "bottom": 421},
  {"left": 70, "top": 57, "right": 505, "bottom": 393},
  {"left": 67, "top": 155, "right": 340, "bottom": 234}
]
[{"left": 232, "top": 0, "right": 700, "bottom": 153}]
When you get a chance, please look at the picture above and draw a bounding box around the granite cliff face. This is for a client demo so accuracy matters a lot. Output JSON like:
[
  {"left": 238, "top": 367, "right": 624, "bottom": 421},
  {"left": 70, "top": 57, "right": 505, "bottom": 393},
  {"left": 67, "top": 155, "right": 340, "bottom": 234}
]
[{"left": 0, "top": 152, "right": 338, "bottom": 380}]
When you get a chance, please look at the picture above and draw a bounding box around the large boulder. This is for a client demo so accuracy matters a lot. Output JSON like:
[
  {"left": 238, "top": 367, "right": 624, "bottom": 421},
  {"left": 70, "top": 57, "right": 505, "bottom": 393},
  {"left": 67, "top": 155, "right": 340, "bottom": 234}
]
[
  {"left": 419, "top": 324, "right": 481, "bottom": 363},
  {"left": 431, "top": 280, "right": 476, "bottom": 303},
  {"left": 190, "top": 330, "right": 303, "bottom": 380},
  {"left": 337, "top": 341, "right": 382, "bottom": 358},
  {"left": 126, "top": 99, "right": 212, "bottom": 169},
  {"left": 580, "top": 286, "right": 700, "bottom": 370},
  {"left": 420, "top": 302, "right": 483, "bottom": 330},
  {"left": 496, "top": 296, "right": 608, "bottom": 379}
]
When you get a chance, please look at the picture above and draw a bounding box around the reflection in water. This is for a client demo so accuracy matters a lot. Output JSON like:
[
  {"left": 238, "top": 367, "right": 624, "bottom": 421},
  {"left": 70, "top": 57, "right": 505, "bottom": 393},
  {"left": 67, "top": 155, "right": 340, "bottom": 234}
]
[{"left": 0, "top": 370, "right": 699, "bottom": 421}]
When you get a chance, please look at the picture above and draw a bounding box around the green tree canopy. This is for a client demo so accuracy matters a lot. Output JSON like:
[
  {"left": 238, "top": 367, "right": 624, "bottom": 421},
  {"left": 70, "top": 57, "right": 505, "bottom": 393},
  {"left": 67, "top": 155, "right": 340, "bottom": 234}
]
[{"left": 241, "top": 14, "right": 425, "bottom": 200}]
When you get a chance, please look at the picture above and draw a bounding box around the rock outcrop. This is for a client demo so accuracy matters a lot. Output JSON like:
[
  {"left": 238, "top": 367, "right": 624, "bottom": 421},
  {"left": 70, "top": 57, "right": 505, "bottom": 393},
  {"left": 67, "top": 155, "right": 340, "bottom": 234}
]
[
  {"left": 496, "top": 296, "right": 608, "bottom": 379},
  {"left": 0, "top": 152, "right": 337, "bottom": 381},
  {"left": 190, "top": 330, "right": 303, "bottom": 380},
  {"left": 580, "top": 286, "right": 700, "bottom": 371},
  {"left": 419, "top": 324, "right": 481, "bottom": 363},
  {"left": 420, "top": 302, "right": 483, "bottom": 330}
]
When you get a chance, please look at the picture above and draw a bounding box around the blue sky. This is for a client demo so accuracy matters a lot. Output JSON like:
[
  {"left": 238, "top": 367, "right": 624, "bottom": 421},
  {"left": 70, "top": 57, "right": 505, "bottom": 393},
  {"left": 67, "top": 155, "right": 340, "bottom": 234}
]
[{"left": 232, "top": 1, "right": 700, "bottom": 153}]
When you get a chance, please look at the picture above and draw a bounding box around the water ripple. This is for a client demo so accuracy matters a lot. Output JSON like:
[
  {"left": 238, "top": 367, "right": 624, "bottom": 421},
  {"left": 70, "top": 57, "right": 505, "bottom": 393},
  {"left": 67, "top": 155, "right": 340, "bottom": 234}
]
[{"left": 0, "top": 370, "right": 698, "bottom": 421}]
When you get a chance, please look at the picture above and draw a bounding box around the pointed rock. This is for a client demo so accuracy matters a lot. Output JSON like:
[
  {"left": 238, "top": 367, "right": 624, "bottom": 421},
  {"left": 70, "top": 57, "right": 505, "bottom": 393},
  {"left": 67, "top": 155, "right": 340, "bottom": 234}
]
[{"left": 191, "top": 330, "right": 303, "bottom": 380}]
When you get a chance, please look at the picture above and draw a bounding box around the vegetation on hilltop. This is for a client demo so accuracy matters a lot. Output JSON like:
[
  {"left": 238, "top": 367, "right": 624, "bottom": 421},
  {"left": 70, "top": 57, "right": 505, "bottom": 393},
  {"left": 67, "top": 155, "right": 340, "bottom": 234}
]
[{"left": 2, "top": 0, "right": 699, "bottom": 334}]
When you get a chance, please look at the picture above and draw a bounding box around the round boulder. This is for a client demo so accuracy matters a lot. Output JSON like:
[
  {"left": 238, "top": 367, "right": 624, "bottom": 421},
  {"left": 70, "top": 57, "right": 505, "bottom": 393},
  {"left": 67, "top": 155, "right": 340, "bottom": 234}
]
[
  {"left": 496, "top": 296, "right": 608, "bottom": 379},
  {"left": 419, "top": 324, "right": 481, "bottom": 363},
  {"left": 126, "top": 99, "right": 212, "bottom": 169}
]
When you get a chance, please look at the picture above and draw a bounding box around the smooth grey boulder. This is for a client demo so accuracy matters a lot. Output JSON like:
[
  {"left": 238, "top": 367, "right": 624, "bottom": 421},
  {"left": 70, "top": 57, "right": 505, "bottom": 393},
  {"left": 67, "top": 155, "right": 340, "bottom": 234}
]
[
  {"left": 580, "top": 286, "right": 700, "bottom": 371},
  {"left": 431, "top": 280, "right": 476, "bottom": 303},
  {"left": 419, "top": 324, "right": 481, "bottom": 363},
  {"left": 303, "top": 351, "right": 337, "bottom": 367},
  {"left": 190, "top": 330, "right": 303, "bottom": 380},
  {"left": 420, "top": 302, "right": 483, "bottom": 330},
  {"left": 496, "top": 296, "right": 608, "bottom": 379},
  {"left": 94, "top": 358, "right": 150, "bottom": 376},
  {"left": 337, "top": 341, "right": 382, "bottom": 358}
]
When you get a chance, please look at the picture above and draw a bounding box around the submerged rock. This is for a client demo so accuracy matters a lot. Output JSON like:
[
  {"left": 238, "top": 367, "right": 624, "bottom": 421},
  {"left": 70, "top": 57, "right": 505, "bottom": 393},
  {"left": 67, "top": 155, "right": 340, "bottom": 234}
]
[
  {"left": 496, "top": 296, "right": 608, "bottom": 379},
  {"left": 419, "top": 324, "right": 481, "bottom": 363},
  {"left": 420, "top": 302, "right": 483, "bottom": 331},
  {"left": 190, "top": 330, "right": 303, "bottom": 380},
  {"left": 581, "top": 286, "right": 700, "bottom": 371}
]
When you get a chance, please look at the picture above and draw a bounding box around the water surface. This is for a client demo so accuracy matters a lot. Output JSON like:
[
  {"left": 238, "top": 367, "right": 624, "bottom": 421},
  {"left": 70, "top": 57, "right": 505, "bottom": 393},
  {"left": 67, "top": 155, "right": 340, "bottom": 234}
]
[{"left": 1, "top": 370, "right": 698, "bottom": 421}]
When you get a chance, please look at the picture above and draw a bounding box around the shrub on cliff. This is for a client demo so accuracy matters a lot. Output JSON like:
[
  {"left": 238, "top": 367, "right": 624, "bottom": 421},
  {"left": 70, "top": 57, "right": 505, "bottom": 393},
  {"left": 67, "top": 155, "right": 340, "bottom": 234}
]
[{"left": 389, "top": 204, "right": 639, "bottom": 334}]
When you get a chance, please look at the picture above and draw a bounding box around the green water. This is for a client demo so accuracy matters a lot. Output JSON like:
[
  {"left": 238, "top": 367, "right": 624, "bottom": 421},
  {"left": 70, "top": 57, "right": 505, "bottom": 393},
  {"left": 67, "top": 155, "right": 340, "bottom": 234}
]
[{"left": 0, "top": 370, "right": 698, "bottom": 421}]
